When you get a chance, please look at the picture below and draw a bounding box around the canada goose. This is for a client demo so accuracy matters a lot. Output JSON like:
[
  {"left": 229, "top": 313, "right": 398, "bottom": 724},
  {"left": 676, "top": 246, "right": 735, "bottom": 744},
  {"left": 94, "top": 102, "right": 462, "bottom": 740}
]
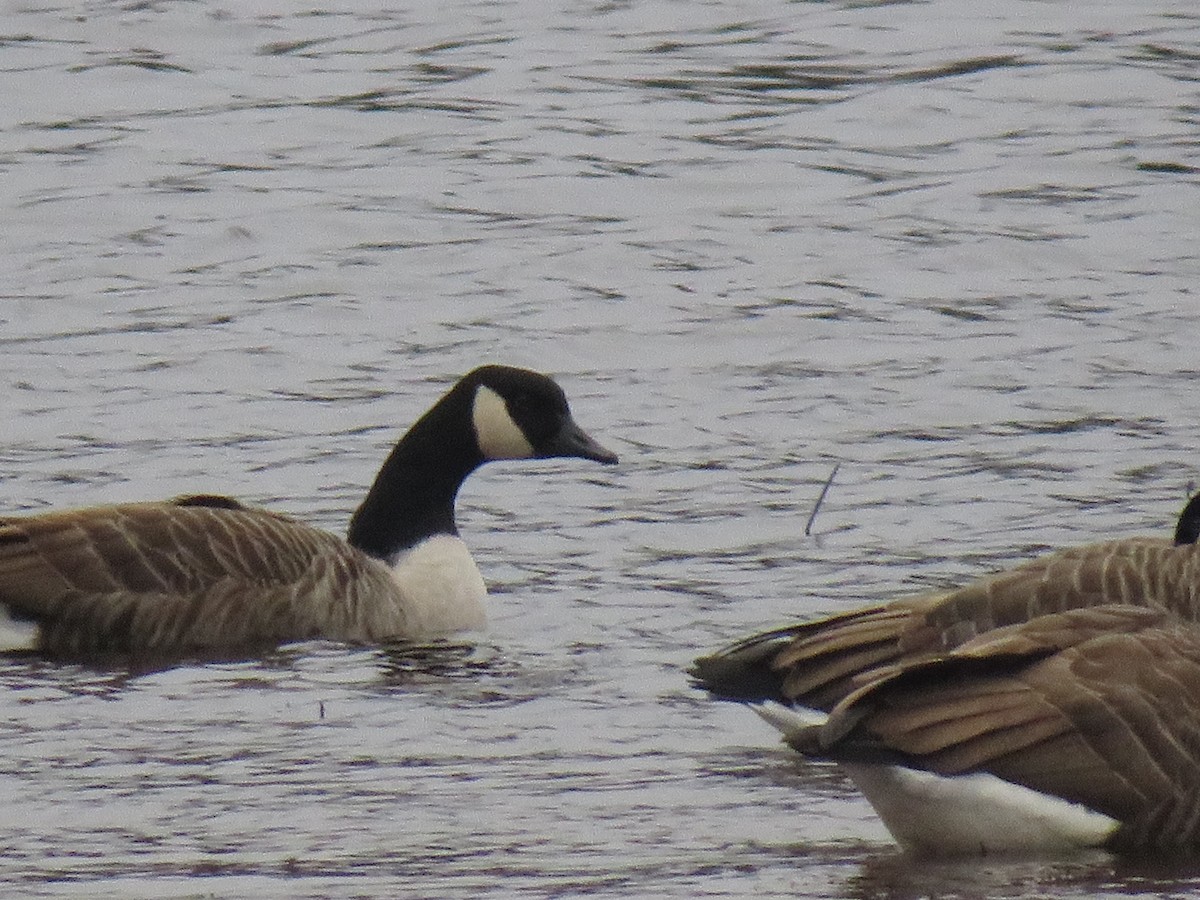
[
  {"left": 691, "top": 493, "right": 1200, "bottom": 855},
  {"left": 0, "top": 365, "right": 617, "bottom": 662}
]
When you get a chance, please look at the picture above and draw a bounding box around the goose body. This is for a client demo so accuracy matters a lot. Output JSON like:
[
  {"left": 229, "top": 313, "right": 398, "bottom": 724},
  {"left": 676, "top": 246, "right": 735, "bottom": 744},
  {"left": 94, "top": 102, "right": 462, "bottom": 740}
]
[
  {"left": 0, "top": 365, "right": 616, "bottom": 662},
  {"left": 692, "top": 495, "right": 1200, "bottom": 855}
]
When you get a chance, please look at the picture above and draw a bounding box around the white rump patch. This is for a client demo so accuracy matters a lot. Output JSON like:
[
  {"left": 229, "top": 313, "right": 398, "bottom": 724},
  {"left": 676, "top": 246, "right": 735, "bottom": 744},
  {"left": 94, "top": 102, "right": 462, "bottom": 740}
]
[
  {"left": 0, "top": 605, "right": 38, "bottom": 651},
  {"left": 472, "top": 385, "right": 535, "bottom": 460},
  {"left": 753, "top": 702, "right": 1120, "bottom": 855},
  {"left": 389, "top": 535, "right": 488, "bottom": 637}
]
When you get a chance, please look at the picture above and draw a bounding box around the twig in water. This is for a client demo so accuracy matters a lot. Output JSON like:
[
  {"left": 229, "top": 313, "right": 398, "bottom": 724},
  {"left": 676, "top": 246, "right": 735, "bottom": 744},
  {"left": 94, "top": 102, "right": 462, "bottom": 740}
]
[{"left": 804, "top": 463, "right": 840, "bottom": 537}]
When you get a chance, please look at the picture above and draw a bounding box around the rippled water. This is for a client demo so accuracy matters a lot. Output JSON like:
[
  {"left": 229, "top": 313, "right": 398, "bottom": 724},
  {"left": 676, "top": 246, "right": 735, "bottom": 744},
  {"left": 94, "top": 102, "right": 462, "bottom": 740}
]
[{"left": 2, "top": 0, "right": 1200, "bottom": 896}]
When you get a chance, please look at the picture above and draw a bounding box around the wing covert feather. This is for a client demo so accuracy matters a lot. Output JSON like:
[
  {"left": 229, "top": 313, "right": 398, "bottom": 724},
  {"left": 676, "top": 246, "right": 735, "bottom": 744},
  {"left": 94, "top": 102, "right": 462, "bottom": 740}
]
[
  {"left": 0, "top": 500, "right": 404, "bottom": 657},
  {"left": 810, "top": 607, "right": 1200, "bottom": 848},
  {"left": 760, "top": 539, "right": 1200, "bottom": 710}
]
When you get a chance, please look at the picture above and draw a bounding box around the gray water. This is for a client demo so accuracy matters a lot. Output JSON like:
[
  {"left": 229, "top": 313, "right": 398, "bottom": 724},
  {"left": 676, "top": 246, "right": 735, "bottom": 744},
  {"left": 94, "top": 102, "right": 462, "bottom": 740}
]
[{"left": 2, "top": 0, "right": 1200, "bottom": 896}]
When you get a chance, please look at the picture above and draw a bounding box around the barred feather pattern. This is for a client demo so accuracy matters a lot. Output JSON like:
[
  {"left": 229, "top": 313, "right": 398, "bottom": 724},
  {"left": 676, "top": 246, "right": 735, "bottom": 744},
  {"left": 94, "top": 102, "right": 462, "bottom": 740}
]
[
  {"left": 0, "top": 498, "right": 439, "bottom": 659},
  {"left": 757, "top": 538, "right": 1200, "bottom": 711},
  {"left": 692, "top": 532, "right": 1200, "bottom": 852}
]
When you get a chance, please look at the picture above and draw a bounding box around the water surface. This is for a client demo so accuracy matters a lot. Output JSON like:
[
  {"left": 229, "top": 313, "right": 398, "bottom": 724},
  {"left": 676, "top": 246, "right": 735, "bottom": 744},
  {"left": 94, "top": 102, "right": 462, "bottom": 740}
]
[{"left": 2, "top": 0, "right": 1199, "bottom": 897}]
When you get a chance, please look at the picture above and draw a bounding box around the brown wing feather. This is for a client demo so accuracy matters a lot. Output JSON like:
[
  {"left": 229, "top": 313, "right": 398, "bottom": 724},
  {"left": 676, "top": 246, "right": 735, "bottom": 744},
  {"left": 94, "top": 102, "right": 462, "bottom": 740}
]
[
  {"left": 803, "top": 606, "right": 1200, "bottom": 850},
  {"left": 753, "top": 538, "right": 1200, "bottom": 710},
  {"left": 0, "top": 500, "right": 401, "bottom": 658}
]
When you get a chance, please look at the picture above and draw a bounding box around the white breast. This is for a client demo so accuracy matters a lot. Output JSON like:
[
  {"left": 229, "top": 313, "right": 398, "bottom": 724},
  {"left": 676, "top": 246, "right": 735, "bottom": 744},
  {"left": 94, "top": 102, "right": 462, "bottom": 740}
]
[
  {"left": 472, "top": 385, "right": 535, "bottom": 460},
  {"left": 388, "top": 534, "right": 488, "bottom": 638}
]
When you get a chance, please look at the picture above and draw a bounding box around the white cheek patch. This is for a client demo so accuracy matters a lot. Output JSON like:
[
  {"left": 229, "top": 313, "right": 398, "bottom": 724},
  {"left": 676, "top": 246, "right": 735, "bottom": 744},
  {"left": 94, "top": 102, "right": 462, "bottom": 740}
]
[{"left": 472, "top": 385, "right": 536, "bottom": 460}]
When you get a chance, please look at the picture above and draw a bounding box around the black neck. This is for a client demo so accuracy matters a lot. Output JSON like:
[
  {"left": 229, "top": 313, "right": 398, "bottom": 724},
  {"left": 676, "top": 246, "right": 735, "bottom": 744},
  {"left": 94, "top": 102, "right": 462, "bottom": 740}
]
[
  {"left": 1176, "top": 492, "right": 1200, "bottom": 546},
  {"left": 346, "top": 383, "right": 484, "bottom": 563}
]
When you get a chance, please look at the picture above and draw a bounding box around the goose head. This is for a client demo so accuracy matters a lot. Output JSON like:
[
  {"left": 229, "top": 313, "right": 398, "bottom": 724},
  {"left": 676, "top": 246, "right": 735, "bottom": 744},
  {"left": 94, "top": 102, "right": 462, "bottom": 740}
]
[
  {"left": 466, "top": 365, "right": 618, "bottom": 465},
  {"left": 346, "top": 365, "right": 616, "bottom": 563}
]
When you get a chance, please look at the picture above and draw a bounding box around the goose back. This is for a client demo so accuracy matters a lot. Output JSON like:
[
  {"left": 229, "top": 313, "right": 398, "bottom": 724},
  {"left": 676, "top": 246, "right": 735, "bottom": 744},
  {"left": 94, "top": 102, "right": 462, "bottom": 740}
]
[
  {"left": 0, "top": 497, "right": 436, "bottom": 657},
  {"left": 695, "top": 536, "right": 1200, "bottom": 711}
]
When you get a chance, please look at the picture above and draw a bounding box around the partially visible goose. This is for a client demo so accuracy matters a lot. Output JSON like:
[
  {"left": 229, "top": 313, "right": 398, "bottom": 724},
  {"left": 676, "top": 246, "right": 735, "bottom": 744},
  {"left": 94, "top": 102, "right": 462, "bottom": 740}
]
[
  {"left": 0, "top": 365, "right": 617, "bottom": 662},
  {"left": 692, "top": 493, "right": 1200, "bottom": 855}
]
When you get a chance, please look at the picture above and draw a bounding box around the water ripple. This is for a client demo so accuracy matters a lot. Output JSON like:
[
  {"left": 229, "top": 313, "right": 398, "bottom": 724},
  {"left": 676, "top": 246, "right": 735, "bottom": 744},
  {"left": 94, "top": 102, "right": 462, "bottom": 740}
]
[{"left": 1, "top": 0, "right": 1199, "bottom": 896}]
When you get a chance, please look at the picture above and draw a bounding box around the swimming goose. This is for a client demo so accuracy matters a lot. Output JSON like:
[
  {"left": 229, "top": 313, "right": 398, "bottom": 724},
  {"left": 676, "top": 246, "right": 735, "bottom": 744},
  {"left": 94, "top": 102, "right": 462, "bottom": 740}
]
[
  {"left": 0, "top": 365, "right": 617, "bottom": 661},
  {"left": 692, "top": 494, "right": 1200, "bottom": 855}
]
